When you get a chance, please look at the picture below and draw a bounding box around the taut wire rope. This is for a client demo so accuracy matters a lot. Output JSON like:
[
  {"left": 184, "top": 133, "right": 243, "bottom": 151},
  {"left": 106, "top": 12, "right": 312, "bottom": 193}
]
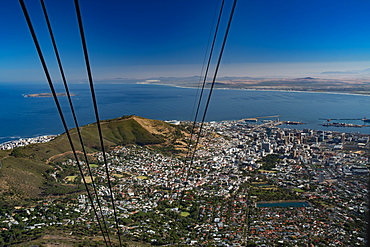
[
  {"left": 73, "top": 0, "right": 123, "bottom": 245},
  {"left": 185, "top": 0, "right": 225, "bottom": 165},
  {"left": 19, "top": 1, "right": 110, "bottom": 246},
  {"left": 40, "top": 0, "right": 112, "bottom": 244},
  {"left": 188, "top": 0, "right": 238, "bottom": 172}
]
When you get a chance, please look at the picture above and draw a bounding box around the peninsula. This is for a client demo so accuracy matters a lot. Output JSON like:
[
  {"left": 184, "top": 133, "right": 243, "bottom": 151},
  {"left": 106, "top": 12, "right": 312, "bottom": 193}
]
[{"left": 124, "top": 76, "right": 370, "bottom": 95}]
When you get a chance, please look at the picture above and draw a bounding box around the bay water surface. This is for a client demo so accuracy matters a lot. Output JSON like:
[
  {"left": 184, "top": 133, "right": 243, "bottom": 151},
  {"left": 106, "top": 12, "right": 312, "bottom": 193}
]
[{"left": 1, "top": 82, "right": 370, "bottom": 144}]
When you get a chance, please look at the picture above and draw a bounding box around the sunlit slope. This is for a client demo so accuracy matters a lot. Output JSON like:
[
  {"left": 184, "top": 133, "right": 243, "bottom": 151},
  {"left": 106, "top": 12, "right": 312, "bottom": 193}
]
[
  {"left": 0, "top": 115, "right": 188, "bottom": 202},
  {"left": 10, "top": 115, "right": 186, "bottom": 161}
]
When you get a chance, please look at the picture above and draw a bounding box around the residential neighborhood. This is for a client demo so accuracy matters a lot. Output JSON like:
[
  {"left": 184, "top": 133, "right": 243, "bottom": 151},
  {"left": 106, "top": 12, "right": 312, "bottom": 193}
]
[
  {"left": 0, "top": 120, "right": 368, "bottom": 246},
  {"left": 0, "top": 135, "right": 57, "bottom": 150}
]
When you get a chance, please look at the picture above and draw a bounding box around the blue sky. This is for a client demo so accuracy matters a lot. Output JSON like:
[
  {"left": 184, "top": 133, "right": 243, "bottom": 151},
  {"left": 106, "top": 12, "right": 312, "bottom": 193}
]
[{"left": 1, "top": 0, "right": 370, "bottom": 82}]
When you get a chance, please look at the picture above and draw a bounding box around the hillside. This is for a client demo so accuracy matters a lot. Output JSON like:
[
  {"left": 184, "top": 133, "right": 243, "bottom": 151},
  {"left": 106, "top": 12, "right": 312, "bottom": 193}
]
[{"left": 0, "top": 115, "right": 189, "bottom": 203}]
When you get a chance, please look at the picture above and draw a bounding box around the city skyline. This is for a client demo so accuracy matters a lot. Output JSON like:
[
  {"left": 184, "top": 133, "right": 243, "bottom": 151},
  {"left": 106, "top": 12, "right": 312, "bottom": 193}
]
[{"left": 1, "top": 0, "right": 370, "bottom": 82}]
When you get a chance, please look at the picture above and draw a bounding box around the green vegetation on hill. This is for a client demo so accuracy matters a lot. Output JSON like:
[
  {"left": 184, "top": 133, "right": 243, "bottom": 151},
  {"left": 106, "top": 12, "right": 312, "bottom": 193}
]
[
  {"left": 0, "top": 115, "right": 188, "bottom": 202},
  {"left": 10, "top": 115, "right": 184, "bottom": 161},
  {"left": 94, "top": 117, "right": 165, "bottom": 146},
  {"left": 0, "top": 156, "right": 50, "bottom": 203}
]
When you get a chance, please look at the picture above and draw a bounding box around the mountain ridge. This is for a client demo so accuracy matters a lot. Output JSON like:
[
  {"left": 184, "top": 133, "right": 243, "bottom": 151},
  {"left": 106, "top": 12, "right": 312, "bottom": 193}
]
[{"left": 0, "top": 115, "right": 189, "bottom": 203}]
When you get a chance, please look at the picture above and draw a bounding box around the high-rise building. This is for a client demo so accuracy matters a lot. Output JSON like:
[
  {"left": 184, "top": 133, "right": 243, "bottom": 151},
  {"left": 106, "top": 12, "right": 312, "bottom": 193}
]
[
  {"left": 262, "top": 142, "right": 271, "bottom": 153},
  {"left": 319, "top": 173, "right": 325, "bottom": 183}
]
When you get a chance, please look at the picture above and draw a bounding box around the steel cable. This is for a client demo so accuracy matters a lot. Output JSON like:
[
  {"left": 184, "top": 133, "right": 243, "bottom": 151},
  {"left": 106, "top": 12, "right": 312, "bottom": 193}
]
[
  {"left": 40, "top": 0, "right": 112, "bottom": 244},
  {"left": 19, "top": 1, "right": 110, "bottom": 246},
  {"left": 73, "top": 0, "right": 123, "bottom": 245}
]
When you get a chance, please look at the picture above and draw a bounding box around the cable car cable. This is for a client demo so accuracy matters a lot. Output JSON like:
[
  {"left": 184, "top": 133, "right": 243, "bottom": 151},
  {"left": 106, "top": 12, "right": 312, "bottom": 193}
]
[
  {"left": 186, "top": 0, "right": 225, "bottom": 161},
  {"left": 189, "top": 0, "right": 238, "bottom": 169},
  {"left": 40, "top": 0, "right": 112, "bottom": 244},
  {"left": 19, "top": 1, "right": 110, "bottom": 246},
  {"left": 187, "top": 0, "right": 222, "bottom": 147},
  {"left": 73, "top": 0, "right": 123, "bottom": 245}
]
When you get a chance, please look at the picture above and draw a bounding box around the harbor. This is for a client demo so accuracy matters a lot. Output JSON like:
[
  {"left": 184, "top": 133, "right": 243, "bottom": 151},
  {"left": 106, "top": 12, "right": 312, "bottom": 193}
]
[
  {"left": 319, "top": 117, "right": 370, "bottom": 128},
  {"left": 241, "top": 115, "right": 282, "bottom": 122},
  {"left": 240, "top": 115, "right": 306, "bottom": 127},
  {"left": 241, "top": 114, "right": 370, "bottom": 130},
  {"left": 321, "top": 122, "right": 370, "bottom": 128}
]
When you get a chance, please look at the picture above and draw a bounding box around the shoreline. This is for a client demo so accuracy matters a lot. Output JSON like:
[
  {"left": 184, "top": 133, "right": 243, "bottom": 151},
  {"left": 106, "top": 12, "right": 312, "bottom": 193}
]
[
  {"left": 0, "top": 135, "right": 57, "bottom": 150},
  {"left": 132, "top": 82, "right": 370, "bottom": 97},
  {"left": 2, "top": 115, "right": 370, "bottom": 149},
  {"left": 1, "top": 83, "right": 369, "bottom": 147}
]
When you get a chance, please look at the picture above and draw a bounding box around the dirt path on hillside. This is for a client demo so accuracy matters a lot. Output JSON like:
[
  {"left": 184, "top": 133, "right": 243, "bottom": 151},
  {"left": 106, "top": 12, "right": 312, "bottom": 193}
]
[{"left": 46, "top": 151, "right": 93, "bottom": 164}]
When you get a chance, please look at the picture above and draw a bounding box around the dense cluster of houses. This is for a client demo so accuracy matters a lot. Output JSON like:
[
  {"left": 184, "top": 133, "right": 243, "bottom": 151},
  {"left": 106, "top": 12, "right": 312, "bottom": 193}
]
[{"left": 0, "top": 120, "right": 368, "bottom": 245}]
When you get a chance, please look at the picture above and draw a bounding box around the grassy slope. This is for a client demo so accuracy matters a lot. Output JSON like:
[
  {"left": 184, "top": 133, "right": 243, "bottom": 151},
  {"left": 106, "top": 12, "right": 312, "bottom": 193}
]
[
  {"left": 0, "top": 156, "right": 50, "bottom": 201},
  {"left": 0, "top": 115, "right": 186, "bottom": 202},
  {"left": 10, "top": 115, "right": 181, "bottom": 161}
]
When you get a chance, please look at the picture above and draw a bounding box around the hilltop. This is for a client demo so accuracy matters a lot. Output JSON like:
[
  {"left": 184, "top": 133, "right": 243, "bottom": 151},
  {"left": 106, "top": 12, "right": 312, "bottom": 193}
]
[{"left": 0, "top": 115, "right": 189, "bottom": 203}]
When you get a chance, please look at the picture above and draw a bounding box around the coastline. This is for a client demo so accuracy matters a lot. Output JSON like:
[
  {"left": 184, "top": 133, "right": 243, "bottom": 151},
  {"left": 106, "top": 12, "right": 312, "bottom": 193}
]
[
  {"left": 134, "top": 82, "right": 370, "bottom": 97},
  {"left": 2, "top": 82, "right": 370, "bottom": 147},
  {"left": 0, "top": 135, "right": 57, "bottom": 150}
]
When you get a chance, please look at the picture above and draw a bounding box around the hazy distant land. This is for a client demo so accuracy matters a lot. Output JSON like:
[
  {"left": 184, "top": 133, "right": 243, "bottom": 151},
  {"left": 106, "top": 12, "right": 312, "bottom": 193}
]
[
  {"left": 23, "top": 92, "right": 76, "bottom": 98},
  {"left": 154, "top": 77, "right": 370, "bottom": 95},
  {"left": 208, "top": 77, "right": 370, "bottom": 95},
  {"left": 103, "top": 75, "right": 370, "bottom": 95}
]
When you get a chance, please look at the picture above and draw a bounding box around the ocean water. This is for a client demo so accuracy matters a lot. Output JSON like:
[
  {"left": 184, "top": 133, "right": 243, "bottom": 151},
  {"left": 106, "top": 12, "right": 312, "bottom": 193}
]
[{"left": 1, "top": 82, "right": 370, "bottom": 144}]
